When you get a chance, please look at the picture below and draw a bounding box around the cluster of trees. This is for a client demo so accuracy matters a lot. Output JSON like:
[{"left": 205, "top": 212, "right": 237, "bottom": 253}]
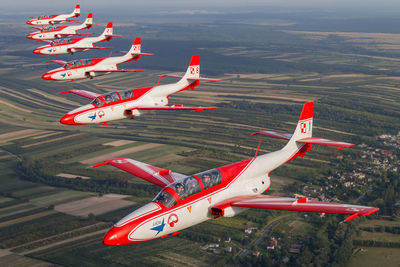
[{"left": 16, "top": 159, "right": 158, "bottom": 197}]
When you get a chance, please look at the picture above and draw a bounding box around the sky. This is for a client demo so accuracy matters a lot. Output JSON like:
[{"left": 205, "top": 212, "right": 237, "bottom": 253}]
[{"left": 3, "top": 0, "right": 400, "bottom": 17}]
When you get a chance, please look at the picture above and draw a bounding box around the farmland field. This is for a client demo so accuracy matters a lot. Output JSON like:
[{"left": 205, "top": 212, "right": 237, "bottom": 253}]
[{"left": 0, "top": 5, "right": 399, "bottom": 267}]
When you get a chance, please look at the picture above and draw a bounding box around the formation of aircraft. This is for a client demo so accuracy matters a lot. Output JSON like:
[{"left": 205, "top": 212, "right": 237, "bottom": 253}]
[
  {"left": 41, "top": 38, "right": 150, "bottom": 82},
  {"left": 25, "top": 5, "right": 379, "bottom": 249},
  {"left": 91, "top": 102, "right": 379, "bottom": 246},
  {"left": 26, "top": 4, "right": 81, "bottom": 25},
  {"left": 59, "top": 55, "right": 220, "bottom": 125},
  {"left": 33, "top": 22, "right": 119, "bottom": 55},
  {"left": 27, "top": 13, "right": 94, "bottom": 40}
]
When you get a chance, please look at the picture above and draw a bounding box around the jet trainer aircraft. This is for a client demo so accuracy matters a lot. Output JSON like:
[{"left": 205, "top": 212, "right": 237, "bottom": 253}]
[
  {"left": 59, "top": 55, "right": 220, "bottom": 125},
  {"left": 42, "top": 37, "right": 149, "bottom": 82},
  {"left": 27, "top": 13, "right": 94, "bottom": 40},
  {"left": 33, "top": 22, "right": 119, "bottom": 55},
  {"left": 92, "top": 102, "right": 378, "bottom": 246},
  {"left": 26, "top": 4, "right": 81, "bottom": 25}
]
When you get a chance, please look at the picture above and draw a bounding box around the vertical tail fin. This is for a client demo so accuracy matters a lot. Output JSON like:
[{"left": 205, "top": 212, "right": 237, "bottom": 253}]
[
  {"left": 73, "top": 4, "right": 80, "bottom": 16},
  {"left": 127, "top": 37, "right": 141, "bottom": 57},
  {"left": 84, "top": 13, "right": 93, "bottom": 27},
  {"left": 182, "top": 55, "right": 200, "bottom": 80},
  {"left": 284, "top": 102, "right": 313, "bottom": 150},
  {"left": 102, "top": 22, "right": 113, "bottom": 37}
]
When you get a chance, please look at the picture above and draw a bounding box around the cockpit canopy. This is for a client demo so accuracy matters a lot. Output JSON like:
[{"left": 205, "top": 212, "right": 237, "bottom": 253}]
[
  {"left": 64, "top": 59, "right": 92, "bottom": 69},
  {"left": 51, "top": 39, "right": 64, "bottom": 46},
  {"left": 43, "top": 26, "right": 59, "bottom": 32},
  {"left": 153, "top": 169, "right": 222, "bottom": 208},
  {"left": 90, "top": 89, "right": 134, "bottom": 107}
]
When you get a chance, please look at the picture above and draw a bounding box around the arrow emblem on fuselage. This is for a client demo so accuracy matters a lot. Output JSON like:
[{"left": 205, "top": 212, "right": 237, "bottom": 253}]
[{"left": 150, "top": 218, "right": 165, "bottom": 235}]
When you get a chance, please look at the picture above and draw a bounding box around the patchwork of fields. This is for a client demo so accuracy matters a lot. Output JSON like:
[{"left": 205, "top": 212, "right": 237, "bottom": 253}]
[{"left": 0, "top": 13, "right": 399, "bottom": 267}]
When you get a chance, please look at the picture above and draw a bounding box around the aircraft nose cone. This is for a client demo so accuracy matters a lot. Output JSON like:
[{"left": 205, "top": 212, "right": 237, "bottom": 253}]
[
  {"left": 42, "top": 73, "right": 52, "bottom": 80},
  {"left": 33, "top": 48, "right": 41, "bottom": 54},
  {"left": 103, "top": 227, "right": 122, "bottom": 246},
  {"left": 26, "top": 34, "right": 34, "bottom": 39},
  {"left": 60, "top": 114, "right": 75, "bottom": 125}
]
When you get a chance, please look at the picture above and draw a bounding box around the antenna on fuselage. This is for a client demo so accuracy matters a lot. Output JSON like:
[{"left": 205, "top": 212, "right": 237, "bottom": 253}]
[{"left": 254, "top": 140, "right": 261, "bottom": 159}]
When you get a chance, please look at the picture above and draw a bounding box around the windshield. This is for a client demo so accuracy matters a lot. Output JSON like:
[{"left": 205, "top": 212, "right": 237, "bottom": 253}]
[
  {"left": 170, "top": 176, "right": 201, "bottom": 200},
  {"left": 64, "top": 63, "right": 71, "bottom": 69},
  {"left": 91, "top": 97, "right": 104, "bottom": 107},
  {"left": 69, "top": 60, "right": 82, "bottom": 68},
  {"left": 153, "top": 190, "right": 176, "bottom": 208},
  {"left": 103, "top": 92, "right": 120, "bottom": 103},
  {"left": 43, "top": 26, "right": 52, "bottom": 31},
  {"left": 197, "top": 169, "right": 222, "bottom": 190},
  {"left": 119, "top": 89, "right": 133, "bottom": 100}
]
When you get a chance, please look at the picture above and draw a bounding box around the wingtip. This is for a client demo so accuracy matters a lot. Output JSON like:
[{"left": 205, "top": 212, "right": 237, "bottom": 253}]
[{"left": 92, "top": 162, "right": 109, "bottom": 168}]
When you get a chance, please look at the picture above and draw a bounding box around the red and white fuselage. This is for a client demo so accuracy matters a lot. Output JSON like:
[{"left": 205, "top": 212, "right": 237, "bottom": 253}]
[
  {"left": 26, "top": 4, "right": 80, "bottom": 25},
  {"left": 42, "top": 38, "right": 147, "bottom": 81},
  {"left": 27, "top": 13, "right": 93, "bottom": 40},
  {"left": 91, "top": 102, "right": 378, "bottom": 246},
  {"left": 33, "top": 22, "right": 115, "bottom": 55},
  {"left": 60, "top": 55, "right": 219, "bottom": 125}
]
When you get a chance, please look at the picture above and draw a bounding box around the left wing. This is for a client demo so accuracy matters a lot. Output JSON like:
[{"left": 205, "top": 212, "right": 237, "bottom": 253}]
[
  {"left": 129, "top": 105, "right": 217, "bottom": 113},
  {"left": 45, "top": 60, "right": 67, "bottom": 65},
  {"left": 93, "top": 157, "right": 186, "bottom": 187},
  {"left": 60, "top": 89, "right": 100, "bottom": 100},
  {"left": 212, "top": 195, "right": 379, "bottom": 222}
]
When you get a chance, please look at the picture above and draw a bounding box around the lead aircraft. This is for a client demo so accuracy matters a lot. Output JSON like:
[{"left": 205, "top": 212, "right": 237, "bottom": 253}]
[
  {"left": 26, "top": 4, "right": 81, "bottom": 25},
  {"left": 33, "top": 22, "right": 118, "bottom": 55},
  {"left": 93, "top": 101, "right": 378, "bottom": 246},
  {"left": 27, "top": 13, "right": 94, "bottom": 40},
  {"left": 59, "top": 55, "right": 220, "bottom": 125},
  {"left": 42, "top": 38, "right": 149, "bottom": 82}
]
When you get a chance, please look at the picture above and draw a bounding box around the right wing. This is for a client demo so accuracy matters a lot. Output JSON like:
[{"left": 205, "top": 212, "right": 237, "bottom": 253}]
[
  {"left": 212, "top": 195, "right": 379, "bottom": 222},
  {"left": 128, "top": 105, "right": 217, "bottom": 113},
  {"left": 85, "top": 69, "right": 144, "bottom": 75},
  {"left": 67, "top": 46, "right": 112, "bottom": 51},
  {"left": 60, "top": 89, "right": 100, "bottom": 100},
  {"left": 92, "top": 157, "right": 186, "bottom": 187}
]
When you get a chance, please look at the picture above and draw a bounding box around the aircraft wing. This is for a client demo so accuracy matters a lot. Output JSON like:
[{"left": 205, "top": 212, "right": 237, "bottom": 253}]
[
  {"left": 60, "top": 89, "right": 100, "bottom": 100},
  {"left": 128, "top": 105, "right": 217, "bottom": 113},
  {"left": 68, "top": 46, "right": 112, "bottom": 51},
  {"left": 45, "top": 60, "right": 67, "bottom": 65},
  {"left": 92, "top": 157, "right": 187, "bottom": 187},
  {"left": 86, "top": 69, "right": 144, "bottom": 74},
  {"left": 212, "top": 195, "right": 379, "bottom": 222}
]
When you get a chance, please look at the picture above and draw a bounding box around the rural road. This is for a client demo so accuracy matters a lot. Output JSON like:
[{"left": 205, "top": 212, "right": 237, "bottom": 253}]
[{"left": 239, "top": 214, "right": 296, "bottom": 257}]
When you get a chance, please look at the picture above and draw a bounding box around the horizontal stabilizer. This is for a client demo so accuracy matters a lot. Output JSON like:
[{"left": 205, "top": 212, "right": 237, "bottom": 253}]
[
  {"left": 251, "top": 130, "right": 293, "bottom": 140},
  {"left": 296, "top": 137, "right": 354, "bottom": 150},
  {"left": 60, "top": 89, "right": 100, "bottom": 100}
]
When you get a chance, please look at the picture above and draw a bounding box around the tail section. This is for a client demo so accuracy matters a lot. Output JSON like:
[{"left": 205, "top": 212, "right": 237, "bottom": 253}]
[
  {"left": 83, "top": 13, "right": 93, "bottom": 27},
  {"left": 102, "top": 22, "right": 113, "bottom": 37},
  {"left": 73, "top": 4, "right": 80, "bottom": 16},
  {"left": 124, "top": 38, "right": 153, "bottom": 61},
  {"left": 183, "top": 55, "right": 200, "bottom": 80}
]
